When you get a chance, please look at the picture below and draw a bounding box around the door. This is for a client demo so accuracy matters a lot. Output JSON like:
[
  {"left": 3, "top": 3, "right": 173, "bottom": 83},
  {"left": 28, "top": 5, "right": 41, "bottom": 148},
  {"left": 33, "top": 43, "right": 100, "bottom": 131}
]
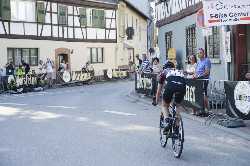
[{"left": 55, "top": 48, "right": 71, "bottom": 72}]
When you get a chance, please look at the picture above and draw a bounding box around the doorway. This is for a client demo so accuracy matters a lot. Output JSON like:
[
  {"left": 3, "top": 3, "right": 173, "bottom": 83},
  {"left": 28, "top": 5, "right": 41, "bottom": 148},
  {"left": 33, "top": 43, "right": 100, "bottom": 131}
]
[{"left": 55, "top": 48, "right": 71, "bottom": 72}]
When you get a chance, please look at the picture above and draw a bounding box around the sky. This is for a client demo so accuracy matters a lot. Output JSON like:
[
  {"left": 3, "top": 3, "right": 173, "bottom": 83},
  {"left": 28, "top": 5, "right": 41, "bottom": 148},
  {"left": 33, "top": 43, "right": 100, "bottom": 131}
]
[{"left": 125, "top": 0, "right": 150, "bottom": 17}]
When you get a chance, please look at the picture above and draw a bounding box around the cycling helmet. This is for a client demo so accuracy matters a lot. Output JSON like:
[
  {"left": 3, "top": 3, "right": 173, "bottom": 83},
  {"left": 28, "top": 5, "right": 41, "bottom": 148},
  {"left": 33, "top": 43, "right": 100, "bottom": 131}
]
[{"left": 163, "top": 61, "right": 175, "bottom": 69}]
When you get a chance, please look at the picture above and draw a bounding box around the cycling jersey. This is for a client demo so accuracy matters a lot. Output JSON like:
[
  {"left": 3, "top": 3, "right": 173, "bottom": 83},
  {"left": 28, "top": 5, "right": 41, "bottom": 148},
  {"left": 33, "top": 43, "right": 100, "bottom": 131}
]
[
  {"left": 159, "top": 68, "right": 186, "bottom": 104},
  {"left": 159, "top": 68, "right": 185, "bottom": 85}
]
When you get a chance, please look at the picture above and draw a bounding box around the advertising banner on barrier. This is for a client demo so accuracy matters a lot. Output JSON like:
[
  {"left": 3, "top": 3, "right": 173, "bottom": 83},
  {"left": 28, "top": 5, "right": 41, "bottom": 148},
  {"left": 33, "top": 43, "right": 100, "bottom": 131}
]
[
  {"left": 203, "top": 0, "right": 250, "bottom": 27},
  {"left": 0, "top": 71, "right": 93, "bottom": 93},
  {"left": 224, "top": 81, "right": 250, "bottom": 120},
  {"left": 183, "top": 79, "right": 205, "bottom": 110},
  {"left": 135, "top": 73, "right": 205, "bottom": 110},
  {"left": 135, "top": 73, "right": 154, "bottom": 95}
]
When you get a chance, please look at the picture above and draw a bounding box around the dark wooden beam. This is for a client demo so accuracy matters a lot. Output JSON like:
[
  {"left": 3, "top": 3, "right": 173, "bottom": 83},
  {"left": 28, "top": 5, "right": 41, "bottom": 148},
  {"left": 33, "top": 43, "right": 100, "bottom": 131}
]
[
  {"left": 39, "top": 0, "right": 117, "bottom": 9},
  {"left": 156, "top": 1, "right": 202, "bottom": 27},
  {"left": 0, "top": 34, "right": 117, "bottom": 43}
]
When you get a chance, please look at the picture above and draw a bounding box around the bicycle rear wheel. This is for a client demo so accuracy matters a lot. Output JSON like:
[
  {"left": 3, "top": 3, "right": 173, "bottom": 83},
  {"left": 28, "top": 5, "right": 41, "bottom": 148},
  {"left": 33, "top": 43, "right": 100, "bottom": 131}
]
[
  {"left": 172, "top": 117, "right": 184, "bottom": 158},
  {"left": 159, "top": 114, "right": 168, "bottom": 148}
]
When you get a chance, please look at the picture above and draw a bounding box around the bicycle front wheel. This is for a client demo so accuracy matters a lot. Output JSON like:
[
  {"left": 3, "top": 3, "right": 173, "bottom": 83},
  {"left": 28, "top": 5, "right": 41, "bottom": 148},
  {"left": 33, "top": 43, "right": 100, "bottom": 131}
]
[{"left": 172, "top": 117, "right": 184, "bottom": 158}]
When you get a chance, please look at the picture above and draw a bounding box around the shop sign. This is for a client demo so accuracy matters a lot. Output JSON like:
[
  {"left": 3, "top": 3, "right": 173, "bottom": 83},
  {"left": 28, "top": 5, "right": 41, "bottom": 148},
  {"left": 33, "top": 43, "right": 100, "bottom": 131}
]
[{"left": 203, "top": 0, "right": 250, "bottom": 26}]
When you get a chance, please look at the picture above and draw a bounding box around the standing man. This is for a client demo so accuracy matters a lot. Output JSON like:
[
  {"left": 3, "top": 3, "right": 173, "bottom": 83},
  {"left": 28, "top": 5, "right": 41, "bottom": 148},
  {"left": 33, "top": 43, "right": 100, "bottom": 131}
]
[
  {"left": 45, "top": 58, "right": 54, "bottom": 88},
  {"left": 194, "top": 48, "right": 211, "bottom": 113},
  {"left": 140, "top": 54, "right": 151, "bottom": 74},
  {"left": 21, "top": 60, "right": 30, "bottom": 75},
  {"left": 6, "top": 62, "right": 15, "bottom": 76}
]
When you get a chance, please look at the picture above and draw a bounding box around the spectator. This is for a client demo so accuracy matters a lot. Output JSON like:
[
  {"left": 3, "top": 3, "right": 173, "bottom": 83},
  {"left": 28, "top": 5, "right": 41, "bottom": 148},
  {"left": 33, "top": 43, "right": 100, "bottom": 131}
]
[
  {"left": 151, "top": 57, "right": 162, "bottom": 97},
  {"left": 58, "top": 59, "right": 66, "bottom": 72},
  {"left": 21, "top": 60, "right": 30, "bottom": 75},
  {"left": 38, "top": 60, "right": 45, "bottom": 74},
  {"left": 16, "top": 65, "right": 25, "bottom": 78},
  {"left": 6, "top": 62, "right": 15, "bottom": 76},
  {"left": 185, "top": 55, "right": 197, "bottom": 79},
  {"left": 0, "top": 65, "right": 7, "bottom": 90},
  {"left": 45, "top": 58, "right": 54, "bottom": 88},
  {"left": 151, "top": 57, "right": 161, "bottom": 74},
  {"left": 0, "top": 66, "right": 6, "bottom": 77},
  {"left": 135, "top": 54, "right": 142, "bottom": 69},
  {"left": 194, "top": 48, "right": 211, "bottom": 114},
  {"left": 140, "top": 54, "right": 151, "bottom": 74}
]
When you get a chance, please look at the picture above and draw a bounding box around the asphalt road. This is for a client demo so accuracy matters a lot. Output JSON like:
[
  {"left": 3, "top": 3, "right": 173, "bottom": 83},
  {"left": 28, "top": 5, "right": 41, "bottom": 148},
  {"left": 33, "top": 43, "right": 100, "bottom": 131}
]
[{"left": 0, "top": 81, "right": 249, "bottom": 166}]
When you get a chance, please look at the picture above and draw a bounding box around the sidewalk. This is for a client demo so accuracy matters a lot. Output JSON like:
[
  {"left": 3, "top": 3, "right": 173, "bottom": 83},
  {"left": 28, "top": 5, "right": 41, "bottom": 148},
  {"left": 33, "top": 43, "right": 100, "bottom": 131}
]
[{"left": 127, "top": 90, "right": 250, "bottom": 141}]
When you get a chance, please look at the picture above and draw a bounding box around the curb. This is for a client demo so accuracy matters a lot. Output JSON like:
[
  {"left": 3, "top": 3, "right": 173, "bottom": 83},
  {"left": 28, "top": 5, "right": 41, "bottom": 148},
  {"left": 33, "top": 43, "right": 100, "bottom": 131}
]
[{"left": 127, "top": 90, "right": 250, "bottom": 141}]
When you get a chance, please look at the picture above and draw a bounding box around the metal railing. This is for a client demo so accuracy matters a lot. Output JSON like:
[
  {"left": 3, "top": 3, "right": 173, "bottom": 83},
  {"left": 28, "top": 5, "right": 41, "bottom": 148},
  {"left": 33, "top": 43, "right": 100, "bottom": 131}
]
[{"left": 239, "top": 63, "right": 250, "bottom": 81}]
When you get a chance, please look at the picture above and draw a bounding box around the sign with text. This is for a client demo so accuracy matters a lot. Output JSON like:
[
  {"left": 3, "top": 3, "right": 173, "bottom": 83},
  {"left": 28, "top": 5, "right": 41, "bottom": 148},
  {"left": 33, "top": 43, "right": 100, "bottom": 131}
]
[
  {"left": 225, "top": 81, "right": 250, "bottom": 120},
  {"left": 183, "top": 79, "right": 205, "bottom": 110},
  {"left": 135, "top": 73, "right": 155, "bottom": 95},
  {"left": 203, "top": 0, "right": 250, "bottom": 26}
]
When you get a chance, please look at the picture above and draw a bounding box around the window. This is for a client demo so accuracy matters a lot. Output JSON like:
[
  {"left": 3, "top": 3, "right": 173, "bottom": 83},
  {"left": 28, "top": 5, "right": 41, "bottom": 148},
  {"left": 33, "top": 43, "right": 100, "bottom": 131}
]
[
  {"left": 11, "top": 0, "right": 35, "bottom": 21},
  {"left": 89, "top": 48, "right": 104, "bottom": 63},
  {"left": 208, "top": 27, "right": 220, "bottom": 58},
  {"left": 7, "top": 48, "right": 39, "bottom": 66},
  {"left": 79, "top": 7, "right": 87, "bottom": 27},
  {"left": 0, "top": 0, "right": 11, "bottom": 20},
  {"left": 165, "top": 31, "right": 172, "bottom": 58},
  {"left": 186, "top": 25, "right": 196, "bottom": 57},
  {"left": 92, "top": 9, "right": 105, "bottom": 28},
  {"left": 58, "top": 5, "right": 67, "bottom": 25},
  {"left": 36, "top": 1, "right": 45, "bottom": 23}
]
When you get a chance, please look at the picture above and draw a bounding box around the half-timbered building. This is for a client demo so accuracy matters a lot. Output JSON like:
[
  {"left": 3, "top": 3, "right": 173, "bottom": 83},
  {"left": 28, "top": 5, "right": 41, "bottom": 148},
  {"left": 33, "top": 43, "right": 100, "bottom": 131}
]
[{"left": 0, "top": 0, "right": 149, "bottom": 76}]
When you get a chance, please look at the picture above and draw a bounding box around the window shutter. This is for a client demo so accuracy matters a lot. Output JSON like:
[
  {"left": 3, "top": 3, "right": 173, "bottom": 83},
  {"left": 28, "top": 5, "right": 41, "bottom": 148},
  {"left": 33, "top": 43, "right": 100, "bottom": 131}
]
[
  {"left": 92, "top": 9, "right": 98, "bottom": 28},
  {"left": 37, "top": 2, "right": 45, "bottom": 23},
  {"left": 1, "top": 0, "right": 11, "bottom": 20},
  {"left": 79, "top": 8, "right": 87, "bottom": 27},
  {"left": 58, "top": 5, "right": 67, "bottom": 25},
  {"left": 99, "top": 10, "right": 105, "bottom": 28},
  {"left": 92, "top": 9, "right": 105, "bottom": 28}
]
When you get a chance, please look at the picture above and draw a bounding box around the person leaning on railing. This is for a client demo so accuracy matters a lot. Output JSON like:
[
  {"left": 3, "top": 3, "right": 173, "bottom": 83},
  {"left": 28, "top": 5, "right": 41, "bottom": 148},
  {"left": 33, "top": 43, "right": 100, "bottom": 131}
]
[
  {"left": 151, "top": 57, "right": 162, "bottom": 97},
  {"left": 193, "top": 48, "right": 211, "bottom": 115},
  {"left": 185, "top": 54, "right": 197, "bottom": 79}
]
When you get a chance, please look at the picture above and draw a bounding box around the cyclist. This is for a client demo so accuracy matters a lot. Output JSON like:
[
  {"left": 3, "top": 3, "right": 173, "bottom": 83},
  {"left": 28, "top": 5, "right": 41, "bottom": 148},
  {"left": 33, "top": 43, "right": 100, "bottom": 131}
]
[{"left": 153, "top": 61, "right": 186, "bottom": 134}]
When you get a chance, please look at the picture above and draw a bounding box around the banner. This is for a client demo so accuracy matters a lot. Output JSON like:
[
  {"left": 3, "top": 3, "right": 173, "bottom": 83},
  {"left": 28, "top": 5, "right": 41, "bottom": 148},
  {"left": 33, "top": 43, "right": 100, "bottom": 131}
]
[
  {"left": 183, "top": 79, "right": 205, "bottom": 110},
  {"left": 135, "top": 73, "right": 155, "bottom": 95},
  {"left": 224, "top": 81, "right": 250, "bottom": 120},
  {"left": 203, "top": 0, "right": 250, "bottom": 26},
  {"left": 135, "top": 74, "right": 205, "bottom": 110}
]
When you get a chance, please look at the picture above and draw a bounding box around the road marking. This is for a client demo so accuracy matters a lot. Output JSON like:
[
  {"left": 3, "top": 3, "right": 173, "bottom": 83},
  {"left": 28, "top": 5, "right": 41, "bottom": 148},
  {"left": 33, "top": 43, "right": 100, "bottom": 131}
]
[
  {"left": 47, "top": 105, "right": 77, "bottom": 109},
  {"left": 104, "top": 110, "right": 136, "bottom": 116},
  {"left": 0, "top": 103, "right": 28, "bottom": 106}
]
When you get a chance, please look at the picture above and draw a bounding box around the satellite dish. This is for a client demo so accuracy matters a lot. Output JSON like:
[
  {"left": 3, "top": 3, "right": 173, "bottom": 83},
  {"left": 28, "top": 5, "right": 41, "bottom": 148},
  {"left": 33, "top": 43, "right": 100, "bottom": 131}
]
[
  {"left": 62, "top": 71, "right": 71, "bottom": 83},
  {"left": 107, "top": 69, "right": 113, "bottom": 79}
]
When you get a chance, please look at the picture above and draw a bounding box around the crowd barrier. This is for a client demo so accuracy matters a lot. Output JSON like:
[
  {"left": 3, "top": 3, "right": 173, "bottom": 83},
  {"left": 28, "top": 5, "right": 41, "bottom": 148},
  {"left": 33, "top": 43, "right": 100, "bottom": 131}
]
[
  {"left": 135, "top": 72, "right": 250, "bottom": 120},
  {"left": 0, "top": 70, "right": 94, "bottom": 93},
  {"left": 0, "top": 69, "right": 130, "bottom": 94}
]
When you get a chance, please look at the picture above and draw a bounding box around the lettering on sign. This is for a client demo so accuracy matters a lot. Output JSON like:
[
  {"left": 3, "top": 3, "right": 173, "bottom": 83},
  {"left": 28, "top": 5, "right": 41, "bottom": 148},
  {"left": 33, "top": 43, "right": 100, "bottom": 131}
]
[
  {"left": 203, "top": 0, "right": 250, "bottom": 26},
  {"left": 184, "top": 85, "right": 196, "bottom": 103},
  {"left": 136, "top": 74, "right": 152, "bottom": 90}
]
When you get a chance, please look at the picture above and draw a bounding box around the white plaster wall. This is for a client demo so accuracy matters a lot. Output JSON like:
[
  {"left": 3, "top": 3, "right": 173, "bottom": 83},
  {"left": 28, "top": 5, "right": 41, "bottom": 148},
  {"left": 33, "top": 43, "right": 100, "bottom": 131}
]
[
  {"left": 116, "top": 2, "right": 148, "bottom": 68},
  {"left": 0, "top": 38, "right": 117, "bottom": 76}
]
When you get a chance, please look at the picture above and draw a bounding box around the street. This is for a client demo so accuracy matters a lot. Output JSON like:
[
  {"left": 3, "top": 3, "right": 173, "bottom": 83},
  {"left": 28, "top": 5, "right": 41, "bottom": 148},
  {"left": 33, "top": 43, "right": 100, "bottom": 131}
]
[{"left": 0, "top": 81, "right": 249, "bottom": 166}]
